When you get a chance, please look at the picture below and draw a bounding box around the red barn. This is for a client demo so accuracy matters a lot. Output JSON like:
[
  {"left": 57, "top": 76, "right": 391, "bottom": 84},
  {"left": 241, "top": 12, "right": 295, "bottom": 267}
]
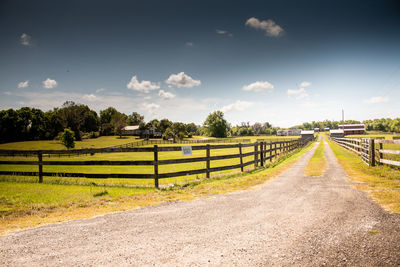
[{"left": 338, "top": 124, "right": 365, "bottom": 135}]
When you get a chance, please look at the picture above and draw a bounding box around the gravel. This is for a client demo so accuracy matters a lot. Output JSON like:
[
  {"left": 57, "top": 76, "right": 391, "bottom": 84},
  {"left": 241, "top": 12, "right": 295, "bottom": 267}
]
[{"left": 1, "top": 138, "right": 400, "bottom": 266}]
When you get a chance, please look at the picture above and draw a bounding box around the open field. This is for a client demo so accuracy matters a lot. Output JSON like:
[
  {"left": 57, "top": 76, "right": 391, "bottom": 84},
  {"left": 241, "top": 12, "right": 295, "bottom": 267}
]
[
  {"left": 305, "top": 137, "right": 327, "bottom": 176},
  {"left": 327, "top": 139, "right": 400, "bottom": 213},
  {"left": 0, "top": 142, "right": 314, "bottom": 235},
  {"left": 0, "top": 135, "right": 302, "bottom": 188}
]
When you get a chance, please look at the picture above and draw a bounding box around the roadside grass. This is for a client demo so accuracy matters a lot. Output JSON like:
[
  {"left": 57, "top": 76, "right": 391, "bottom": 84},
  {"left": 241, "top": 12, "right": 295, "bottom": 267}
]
[
  {"left": 305, "top": 138, "right": 328, "bottom": 176},
  {"left": 0, "top": 142, "right": 314, "bottom": 235},
  {"left": 327, "top": 139, "right": 400, "bottom": 213}
]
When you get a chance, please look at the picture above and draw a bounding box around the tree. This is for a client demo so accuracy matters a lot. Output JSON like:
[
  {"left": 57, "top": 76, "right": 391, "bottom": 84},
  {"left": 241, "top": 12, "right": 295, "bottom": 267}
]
[
  {"left": 61, "top": 128, "right": 75, "bottom": 149},
  {"left": 111, "top": 113, "right": 127, "bottom": 138},
  {"left": 127, "top": 112, "right": 144, "bottom": 125},
  {"left": 203, "top": 111, "right": 229, "bottom": 138},
  {"left": 162, "top": 122, "right": 187, "bottom": 142}
]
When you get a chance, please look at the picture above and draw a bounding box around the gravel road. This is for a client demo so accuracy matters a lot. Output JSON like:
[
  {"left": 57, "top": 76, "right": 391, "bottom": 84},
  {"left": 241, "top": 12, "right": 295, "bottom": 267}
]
[{"left": 1, "top": 137, "right": 400, "bottom": 266}]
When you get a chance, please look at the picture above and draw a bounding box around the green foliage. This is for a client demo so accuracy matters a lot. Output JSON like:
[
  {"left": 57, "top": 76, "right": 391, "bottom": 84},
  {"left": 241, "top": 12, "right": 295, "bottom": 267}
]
[
  {"left": 364, "top": 118, "right": 400, "bottom": 133},
  {"left": 203, "top": 111, "right": 229, "bottom": 138},
  {"left": 61, "top": 128, "right": 75, "bottom": 149},
  {"left": 229, "top": 121, "right": 277, "bottom": 136},
  {"left": 127, "top": 112, "right": 144, "bottom": 125},
  {"left": 163, "top": 122, "right": 187, "bottom": 142}
]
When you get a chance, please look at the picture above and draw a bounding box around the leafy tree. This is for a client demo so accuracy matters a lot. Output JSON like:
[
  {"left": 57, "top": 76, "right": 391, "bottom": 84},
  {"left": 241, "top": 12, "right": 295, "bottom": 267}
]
[
  {"left": 203, "top": 111, "right": 229, "bottom": 138},
  {"left": 127, "top": 112, "right": 144, "bottom": 125},
  {"left": 162, "top": 122, "right": 187, "bottom": 142},
  {"left": 111, "top": 112, "right": 127, "bottom": 138},
  {"left": 159, "top": 119, "right": 173, "bottom": 135},
  {"left": 61, "top": 128, "right": 75, "bottom": 149}
]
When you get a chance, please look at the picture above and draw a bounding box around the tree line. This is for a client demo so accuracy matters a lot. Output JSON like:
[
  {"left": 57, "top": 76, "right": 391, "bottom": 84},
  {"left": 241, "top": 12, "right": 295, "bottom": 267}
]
[{"left": 0, "top": 102, "right": 280, "bottom": 144}]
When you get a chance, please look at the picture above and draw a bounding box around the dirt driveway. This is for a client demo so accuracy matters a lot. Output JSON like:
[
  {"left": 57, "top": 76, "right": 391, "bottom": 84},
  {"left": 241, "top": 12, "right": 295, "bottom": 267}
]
[{"left": 1, "top": 138, "right": 400, "bottom": 266}]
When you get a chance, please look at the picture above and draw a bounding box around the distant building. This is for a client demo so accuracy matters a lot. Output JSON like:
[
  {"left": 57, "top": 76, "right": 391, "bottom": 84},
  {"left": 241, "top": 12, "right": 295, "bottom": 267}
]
[
  {"left": 277, "top": 129, "right": 301, "bottom": 136},
  {"left": 329, "top": 129, "right": 345, "bottom": 138},
  {"left": 300, "top": 130, "right": 315, "bottom": 140},
  {"left": 314, "top": 128, "right": 320, "bottom": 132},
  {"left": 324, "top": 127, "right": 330, "bottom": 132},
  {"left": 121, "top": 125, "right": 161, "bottom": 138},
  {"left": 338, "top": 124, "right": 365, "bottom": 135}
]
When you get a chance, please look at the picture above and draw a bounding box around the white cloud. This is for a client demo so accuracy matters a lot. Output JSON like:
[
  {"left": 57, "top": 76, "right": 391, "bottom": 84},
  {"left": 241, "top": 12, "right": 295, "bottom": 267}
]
[
  {"left": 4, "top": 91, "right": 12, "bottom": 95},
  {"left": 364, "top": 96, "right": 389, "bottom": 104},
  {"left": 287, "top": 88, "right": 308, "bottom": 99},
  {"left": 95, "top": 88, "right": 105, "bottom": 93},
  {"left": 20, "top": 33, "right": 31, "bottom": 46},
  {"left": 18, "top": 80, "right": 29, "bottom": 88},
  {"left": 165, "top": 72, "right": 201, "bottom": 88},
  {"left": 82, "top": 94, "right": 97, "bottom": 102},
  {"left": 142, "top": 103, "right": 160, "bottom": 115},
  {"left": 42, "top": 78, "right": 57, "bottom": 89},
  {"left": 158, "top": 90, "right": 176, "bottom": 100},
  {"left": 245, "top": 17, "right": 284, "bottom": 37},
  {"left": 242, "top": 81, "right": 274, "bottom": 92},
  {"left": 126, "top": 75, "right": 160, "bottom": 93},
  {"left": 216, "top": 29, "right": 233, "bottom": 37},
  {"left": 300, "top": 81, "right": 311, "bottom": 87},
  {"left": 185, "top": 42, "right": 193, "bottom": 46},
  {"left": 221, "top": 100, "right": 254, "bottom": 113}
]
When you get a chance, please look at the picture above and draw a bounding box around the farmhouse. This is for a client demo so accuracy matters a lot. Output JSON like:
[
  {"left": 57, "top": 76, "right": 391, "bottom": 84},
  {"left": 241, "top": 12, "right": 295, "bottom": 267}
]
[
  {"left": 277, "top": 129, "right": 301, "bottom": 136},
  {"left": 338, "top": 123, "right": 365, "bottom": 135},
  {"left": 300, "top": 130, "right": 315, "bottom": 140},
  {"left": 121, "top": 125, "right": 162, "bottom": 138},
  {"left": 330, "top": 129, "right": 345, "bottom": 138}
]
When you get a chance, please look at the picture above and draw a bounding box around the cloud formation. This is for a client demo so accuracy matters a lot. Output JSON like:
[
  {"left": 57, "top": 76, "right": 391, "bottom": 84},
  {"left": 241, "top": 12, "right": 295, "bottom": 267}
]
[
  {"left": 216, "top": 29, "right": 233, "bottom": 37},
  {"left": 165, "top": 72, "right": 201, "bottom": 88},
  {"left": 245, "top": 17, "right": 284, "bottom": 37},
  {"left": 42, "top": 78, "right": 57, "bottom": 89},
  {"left": 364, "top": 96, "right": 389, "bottom": 104},
  {"left": 82, "top": 94, "right": 97, "bottom": 102},
  {"left": 20, "top": 33, "right": 31, "bottom": 46},
  {"left": 127, "top": 75, "right": 160, "bottom": 93},
  {"left": 18, "top": 80, "right": 29, "bottom": 88},
  {"left": 142, "top": 103, "right": 160, "bottom": 114},
  {"left": 221, "top": 100, "right": 254, "bottom": 113},
  {"left": 158, "top": 90, "right": 176, "bottom": 100},
  {"left": 300, "top": 81, "right": 311, "bottom": 87},
  {"left": 242, "top": 81, "right": 274, "bottom": 92},
  {"left": 287, "top": 88, "right": 308, "bottom": 99}
]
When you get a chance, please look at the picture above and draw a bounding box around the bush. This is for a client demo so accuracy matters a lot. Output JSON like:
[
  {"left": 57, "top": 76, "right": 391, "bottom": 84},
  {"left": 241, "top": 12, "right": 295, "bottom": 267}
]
[{"left": 61, "top": 128, "right": 75, "bottom": 149}]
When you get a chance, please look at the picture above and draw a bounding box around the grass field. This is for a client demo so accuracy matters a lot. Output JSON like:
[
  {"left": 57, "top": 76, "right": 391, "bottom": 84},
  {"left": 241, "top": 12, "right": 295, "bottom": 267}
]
[
  {"left": 0, "top": 135, "right": 301, "bottom": 188},
  {"left": 327, "top": 139, "right": 400, "bottom": 213},
  {"left": 0, "top": 141, "right": 314, "bottom": 235},
  {"left": 305, "top": 137, "right": 327, "bottom": 176}
]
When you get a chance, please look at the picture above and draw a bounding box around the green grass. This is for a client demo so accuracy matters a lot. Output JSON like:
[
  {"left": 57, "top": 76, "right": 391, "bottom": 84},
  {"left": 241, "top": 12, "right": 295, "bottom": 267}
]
[
  {"left": 327, "top": 139, "right": 400, "bottom": 213},
  {"left": 0, "top": 141, "right": 313, "bottom": 235},
  {"left": 0, "top": 135, "right": 299, "bottom": 187},
  {"left": 305, "top": 138, "right": 327, "bottom": 176}
]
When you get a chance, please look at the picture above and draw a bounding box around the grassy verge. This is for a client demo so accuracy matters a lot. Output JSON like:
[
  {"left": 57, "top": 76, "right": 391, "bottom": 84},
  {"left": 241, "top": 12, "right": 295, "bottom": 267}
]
[
  {"left": 327, "top": 139, "right": 400, "bottom": 213},
  {"left": 305, "top": 139, "right": 328, "bottom": 176},
  {"left": 0, "top": 142, "right": 313, "bottom": 235}
]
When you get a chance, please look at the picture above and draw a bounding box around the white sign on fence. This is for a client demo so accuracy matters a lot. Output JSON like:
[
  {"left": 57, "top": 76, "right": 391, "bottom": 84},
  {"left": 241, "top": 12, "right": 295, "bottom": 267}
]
[{"left": 181, "top": 146, "right": 192, "bottom": 156}]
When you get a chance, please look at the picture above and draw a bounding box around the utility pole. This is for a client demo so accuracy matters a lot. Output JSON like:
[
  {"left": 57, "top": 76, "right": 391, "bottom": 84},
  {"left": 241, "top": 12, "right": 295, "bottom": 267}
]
[{"left": 342, "top": 109, "right": 344, "bottom": 123}]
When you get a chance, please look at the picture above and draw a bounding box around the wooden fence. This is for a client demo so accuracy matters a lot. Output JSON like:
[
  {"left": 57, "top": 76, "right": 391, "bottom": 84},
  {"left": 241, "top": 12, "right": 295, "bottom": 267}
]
[
  {"left": 108, "top": 138, "right": 252, "bottom": 149},
  {"left": 330, "top": 137, "right": 400, "bottom": 168},
  {"left": 0, "top": 139, "right": 310, "bottom": 188}
]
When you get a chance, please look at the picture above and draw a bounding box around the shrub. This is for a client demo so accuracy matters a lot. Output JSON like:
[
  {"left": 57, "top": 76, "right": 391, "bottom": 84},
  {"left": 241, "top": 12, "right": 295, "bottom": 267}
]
[{"left": 61, "top": 128, "right": 75, "bottom": 149}]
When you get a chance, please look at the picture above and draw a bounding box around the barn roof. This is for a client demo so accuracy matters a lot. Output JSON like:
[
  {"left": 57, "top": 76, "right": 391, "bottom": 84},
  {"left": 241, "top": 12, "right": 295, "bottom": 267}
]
[
  {"left": 301, "top": 130, "right": 314, "bottom": 135},
  {"left": 122, "top": 125, "right": 140, "bottom": 131},
  {"left": 330, "top": 129, "right": 344, "bottom": 134}
]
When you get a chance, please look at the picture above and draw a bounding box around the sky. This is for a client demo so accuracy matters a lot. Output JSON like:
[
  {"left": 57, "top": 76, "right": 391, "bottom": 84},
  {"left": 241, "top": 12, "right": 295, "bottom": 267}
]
[{"left": 0, "top": 0, "right": 399, "bottom": 128}]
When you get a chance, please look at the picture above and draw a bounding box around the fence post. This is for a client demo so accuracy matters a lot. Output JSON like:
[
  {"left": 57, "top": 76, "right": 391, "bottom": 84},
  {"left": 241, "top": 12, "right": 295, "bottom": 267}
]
[
  {"left": 254, "top": 142, "right": 258, "bottom": 168},
  {"left": 239, "top": 143, "right": 244, "bottom": 172},
  {"left": 274, "top": 142, "right": 277, "bottom": 159},
  {"left": 260, "top": 142, "right": 264, "bottom": 167},
  {"left": 269, "top": 142, "right": 273, "bottom": 162},
  {"left": 379, "top": 142, "right": 383, "bottom": 162},
  {"left": 206, "top": 144, "right": 210, "bottom": 178},
  {"left": 370, "top": 139, "right": 375, "bottom": 167},
  {"left": 153, "top": 145, "right": 159, "bottom": 189},
  {"left": 38, "top": 151, "right": 43, "bottom": 183}
]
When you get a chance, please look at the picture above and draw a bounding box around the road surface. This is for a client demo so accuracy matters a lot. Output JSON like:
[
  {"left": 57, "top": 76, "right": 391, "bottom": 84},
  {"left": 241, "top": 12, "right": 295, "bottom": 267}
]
[{"left": 1, "top": 137, "right": 400, "bottom": 266}]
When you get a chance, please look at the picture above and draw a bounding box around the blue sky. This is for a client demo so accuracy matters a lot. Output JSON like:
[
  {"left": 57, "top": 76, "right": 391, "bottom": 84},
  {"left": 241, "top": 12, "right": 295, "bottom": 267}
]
[{"left": 0, "top": 0, "right": 399, "bottom": 127}]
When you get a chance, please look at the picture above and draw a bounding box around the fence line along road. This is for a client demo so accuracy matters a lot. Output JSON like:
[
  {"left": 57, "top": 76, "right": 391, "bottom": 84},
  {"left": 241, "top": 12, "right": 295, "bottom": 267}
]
[
  {"left": 330, "top": 137, "right": 400, "bottom": 168},
  {"left": 0, "top": 139, "right": 310, "bottom": 188}
]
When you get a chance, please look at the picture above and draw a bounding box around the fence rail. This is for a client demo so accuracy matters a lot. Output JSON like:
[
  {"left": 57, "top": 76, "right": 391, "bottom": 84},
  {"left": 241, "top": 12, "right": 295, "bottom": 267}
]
[
  {"left": 330, "top": 137, "right": 400, "bottom": 168},
  {"left": 0, "top": 139, "right": 310, "bottom": 188}
]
